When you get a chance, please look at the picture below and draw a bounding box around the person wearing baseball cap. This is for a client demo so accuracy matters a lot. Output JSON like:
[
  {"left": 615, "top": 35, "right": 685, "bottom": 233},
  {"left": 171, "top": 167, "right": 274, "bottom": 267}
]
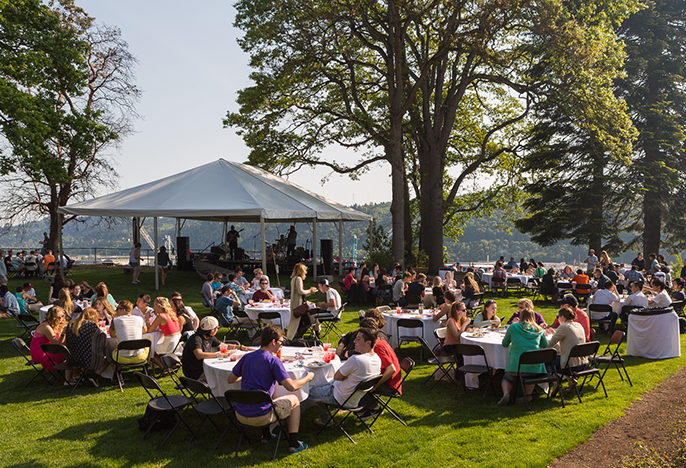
[{"left": 181, "top": 316, "right": 250, "bottom": 381}]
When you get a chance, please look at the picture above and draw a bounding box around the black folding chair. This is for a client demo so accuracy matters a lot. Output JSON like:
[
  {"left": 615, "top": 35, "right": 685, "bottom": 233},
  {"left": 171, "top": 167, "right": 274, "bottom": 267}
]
[
  {"left": 465, "top": 293, "right": 484, "bottom": 317},
  {"left": 14, "top": 313, "right": 40, "bottom": 341},
  {"left": 505, "top": 278, "right": 524, "bottom": 295},
  {"left": 558, "top": 341, "right": 607, "bottom": 403},
  {"left": 134, "top": 371, "right": 194, "bottom": 449},
  {"left": 588, "top": 304, "right": 615, "bottom": 334},
  {"left": 12, "top": 337, "right": 52, "bottom": 387},
  {"left": 594, "top": 330, "right": 632, "bottom": 387},
  {"left": 40, "top": 343, "right": 85, "bottom": 394},
  {"left": 257, "top": 311, "right": 283, "bottom": 331},
  {"left": 179, "top": 376, "right": 237, "bottom": 451},
  {"left": 512, "top": 348, "right": 564, "bottom": 411},
  {"left": 419, "top": 338, "right": 458, "bottom": 389},
  {"left": 314, "top": 302, "right": 346, "bottom": 340},
  {"left": 405, "top": 294, "right": 422, "bottom": 309},
  {"left": 368, "top": 357, "right": 415, "bottom": 427},
  {"left": 316, "top": 375, "right": 383, "bottom": 443},
  {"left": 112, "top": 338, "right": 151, "bottom": 392},
  {"left": 573, "top": 284, "right": 591, "bottom": 305},
  {"left": 160, "top": 354, "right": 186, "bottom": 395},
  {"left": 396, "top": 318, "right": 424, "bottom": 362},
  {"left": 452, "top": 343, "right": 498, "bottom": 403},
  {"left": 525, "top": 278, "right": 541, "bottom": 300},
  {"left": 491, "top": 277, "right": 506, "bottom": 296},
  {"left": 620, "top": 305, "right": 643, "bottom": 330},
  {"left": 223, "top": 389, "right": 289, "bottom": 459}
]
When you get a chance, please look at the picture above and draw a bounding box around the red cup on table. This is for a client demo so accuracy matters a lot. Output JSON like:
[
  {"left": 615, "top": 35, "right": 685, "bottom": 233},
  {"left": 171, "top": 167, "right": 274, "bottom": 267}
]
[
  {"left": 329, "top": 351, "right": 335, "bottom": 362},
  {"left": 271, "top": 296, "right": 276, "bottom": 303},
  {"left": 323, "top": 343, "right": 331, "bottom": 351},
  {"left": 248, "top": 299, "right": 254, "bottom": 306}
]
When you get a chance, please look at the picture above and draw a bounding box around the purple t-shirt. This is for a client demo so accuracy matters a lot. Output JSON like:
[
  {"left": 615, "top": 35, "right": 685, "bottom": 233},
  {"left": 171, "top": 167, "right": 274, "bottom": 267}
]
[
  {"left": 231, "top": 349, "right": 290, "bottom": 417},
  {"left": 507, "top": 311, "right": 546, "bottom": 326}
]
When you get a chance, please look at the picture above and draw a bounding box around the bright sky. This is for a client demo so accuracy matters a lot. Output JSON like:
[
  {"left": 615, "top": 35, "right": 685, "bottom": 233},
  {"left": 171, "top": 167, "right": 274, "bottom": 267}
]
[{"left": 76, "top": 0, "right": 392, "bottom": 206}]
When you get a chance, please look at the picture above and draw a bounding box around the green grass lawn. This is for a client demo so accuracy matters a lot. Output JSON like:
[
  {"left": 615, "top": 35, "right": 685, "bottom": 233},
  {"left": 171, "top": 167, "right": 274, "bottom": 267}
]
[{"left": 1, "top": 268, "right": 684, "bottom": 467}]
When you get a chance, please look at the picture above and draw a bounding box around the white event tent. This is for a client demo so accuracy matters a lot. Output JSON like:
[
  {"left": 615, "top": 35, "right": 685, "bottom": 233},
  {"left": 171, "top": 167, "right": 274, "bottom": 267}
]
[{"left": 59, "top": 159, "right": 373, "bottom": 289}]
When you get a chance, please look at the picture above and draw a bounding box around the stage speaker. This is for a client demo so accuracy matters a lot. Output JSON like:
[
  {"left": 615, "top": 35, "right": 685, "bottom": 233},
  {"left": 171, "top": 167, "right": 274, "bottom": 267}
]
[
  {"left": 321, "top": 239, "right": 333, "bottom": 275},
  {"left": 176, "top": 236, "right": 192, "bottom": 271}
]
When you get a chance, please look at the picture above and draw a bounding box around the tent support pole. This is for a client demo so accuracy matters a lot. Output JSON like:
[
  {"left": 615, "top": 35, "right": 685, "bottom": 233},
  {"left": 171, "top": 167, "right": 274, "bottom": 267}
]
[
  {"left": 154, "top": 217, "right": 159, "bottom": 290},
  {"left": 369, "top": 219, "right": 374, "bottom": 257},
  {"left": 222, "top": 222, "right": 227, "bottom": 250},
  {"left": 338, "top": 220, "right": 343, "bottom": 276},
  {"left": 313, "top": 218, "right": 318, "bottom": 282},
  {"left": 176, "top": 218, "right": 181, "bottom": 237},
  {"left": 260, "top": 216, "right": 266, "bottom": 276}
]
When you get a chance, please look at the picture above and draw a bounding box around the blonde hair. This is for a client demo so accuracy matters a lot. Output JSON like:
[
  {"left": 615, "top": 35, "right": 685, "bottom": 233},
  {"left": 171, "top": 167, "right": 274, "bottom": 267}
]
[
  {"left": 58, "top": 288, "right": 74, "bottom": 317},
  {"left": 69, "top": 307, "right": 98, "bottom": 337},
  {"left": 465, "top": 272, "right": 480, "bottom": 293},
  {"left": 291, "top": 263, "right": 307, "bottom": 280},
  {"left": 45, "top": 306, "right": 65, "bottom": 329},
  {"left": 254, "top": 268, "right": 263, "bottom": 275},
  {"left": 520, "top": 308, "right": 541, "bottom": 333},
  {"left": 517, "top": 298, "right": 534, "bottom": 311},
  {"left": 155, "top": 297, "right": 178, "bottom": 323},
  {"left": 432, "top": 276, "right": 443, "bottom": 288}
]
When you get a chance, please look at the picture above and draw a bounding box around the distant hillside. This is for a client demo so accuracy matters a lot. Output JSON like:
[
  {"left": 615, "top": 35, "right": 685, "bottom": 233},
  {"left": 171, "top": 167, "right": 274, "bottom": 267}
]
[{"left": 0, "top": 204, "right": 676, "bottom": 265}]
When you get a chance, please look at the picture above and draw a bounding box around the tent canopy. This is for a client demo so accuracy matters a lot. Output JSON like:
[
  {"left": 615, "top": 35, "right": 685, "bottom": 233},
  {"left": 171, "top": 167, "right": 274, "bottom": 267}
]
[{"left": 58, "top": 159, "right": 372, "bottom": 223}]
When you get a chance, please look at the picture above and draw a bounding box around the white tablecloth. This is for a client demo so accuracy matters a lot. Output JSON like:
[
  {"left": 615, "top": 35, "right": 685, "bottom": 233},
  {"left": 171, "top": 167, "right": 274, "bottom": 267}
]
[
  {"left": 481, "top": 273, "right": 532, "bottom": 288},
  {"left": 39, "top": 304, "right": 52, "bottom": 322},
  {"left": 244, "top": 304, "right": 291, "bottom": 329},
  {"left": 627, "top": 312, "right": 681, "bottom": 359},
  {"left": 382, "top": 311, "right": 445, "bottom": 349},
  {"left": 204, "top": 346, "right": 341, "bottom": 401},
  {"left": 242, "top": 288, "right": 285, "bottom": 304}
]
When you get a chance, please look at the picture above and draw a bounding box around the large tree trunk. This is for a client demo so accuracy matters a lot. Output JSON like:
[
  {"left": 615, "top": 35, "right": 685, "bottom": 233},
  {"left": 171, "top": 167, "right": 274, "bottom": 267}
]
[
  {"left": 403, "top": 172, "right": 414, "bottom": 266},
  {"left": 388, "top": 128, "right": 405, "bottom": 269},
  {"left": 642, "top": 189, "right": 662, "bottom": 257},
  {"left": 418, "top": 147, "right": 445, "bottom": 275}
]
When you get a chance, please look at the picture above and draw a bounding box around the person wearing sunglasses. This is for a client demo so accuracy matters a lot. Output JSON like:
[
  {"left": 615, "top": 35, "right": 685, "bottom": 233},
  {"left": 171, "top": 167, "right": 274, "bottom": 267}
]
[
  {"left": 30, "top": 306, "right": 67, "bottom": 372},
  {"left": 252, "top": 279, "right": 275, "bottom": 302},
  {"left": 444, "top": 302, "right": 470, "bottom": 346}
]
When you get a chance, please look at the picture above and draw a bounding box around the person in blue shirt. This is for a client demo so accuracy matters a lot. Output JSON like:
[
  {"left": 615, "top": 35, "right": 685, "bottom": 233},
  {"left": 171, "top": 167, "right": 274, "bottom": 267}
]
[{"left": 215, "top": 286, "right": 247, "bottom": 325}]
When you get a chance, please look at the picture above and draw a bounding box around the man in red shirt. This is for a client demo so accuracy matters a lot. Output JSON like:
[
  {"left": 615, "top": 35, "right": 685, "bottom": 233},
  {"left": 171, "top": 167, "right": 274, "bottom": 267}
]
[
  {"left": 548, "top": 294, "right": 591, "bottom": 342},
  {"left": 492, "top": 261, "right": 507, "bottom": 297},
  {"left": 358, "top": 317, "right": 401, "bottom": 420}
]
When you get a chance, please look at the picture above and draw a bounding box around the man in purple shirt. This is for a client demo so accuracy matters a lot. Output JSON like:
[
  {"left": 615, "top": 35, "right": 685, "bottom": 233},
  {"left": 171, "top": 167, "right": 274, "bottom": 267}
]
[{"left": 227, "top": 325, "right": 314, "bottom": 455}]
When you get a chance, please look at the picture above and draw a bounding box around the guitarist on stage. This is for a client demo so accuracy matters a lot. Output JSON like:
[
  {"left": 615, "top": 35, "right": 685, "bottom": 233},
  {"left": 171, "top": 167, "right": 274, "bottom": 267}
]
[{"left": 226, "top": 225, "right": 243, "bottom": 260}]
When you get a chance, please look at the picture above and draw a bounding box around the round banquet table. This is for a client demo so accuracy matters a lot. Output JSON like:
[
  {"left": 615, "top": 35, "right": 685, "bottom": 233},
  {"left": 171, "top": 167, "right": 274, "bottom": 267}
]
[
  {"left": 244, "top": 303, "right": 291, "bottom": 329},
  {"left": 204, "top": 346, "right": 341, "bottom": 401},
  {"left": 481, "top": 273, "right": 532, "bottom": 288},
  {"left": 381, "top": 310, "right": 445, "bottom": 349},
  {"left": 242, "top": 288, "right": 285, "bottom": 304}
]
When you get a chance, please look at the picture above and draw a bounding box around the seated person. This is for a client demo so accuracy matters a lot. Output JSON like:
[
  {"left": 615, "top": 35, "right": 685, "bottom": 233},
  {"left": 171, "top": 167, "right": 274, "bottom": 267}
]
[
  {"left": 110, "top": 300, "right": 149, "bottom": 364},
  {"left": 30, "top": 306, "right": 67, "bottom": 373},
  {"left": 211, "top": 273, "right": 224, "bottom": 292},
  {"left": 546, "top": 305, "right": 588, "bottom": 391},
  {"left": 492, "top": 261, "right": 507, "bottom": 297},
  {"left": 443, "top": 271, "right": 457, "bottom": 289},
  {"left": 132, "top": 294, "right": 154, "bottom": 321},
  {"left": 624, "top": 281, "right": 649, "bottom": 309},
  {"left": 559, "top": 265, "right": 574, "bottom": 280},
  {"left": 671, "top": 278, "right": 686, "bottom": 302},
  {"left": 459, "top": 272, "right": 480, "bottom": 305},
  {"left": 405, "top": 273, "right": 427, "bottom": 303},
  {"left": 431, "top": 276, "right": 445, "bottom": 305},
  {"left": 336, "top": 309, "right": 389, "bottom": 360},
  {"left": 540, "top": 268, "right": 558, "bottom": 303},
  {"left": 313, "top": 278, "right": 341, "bottom": 317},
  {"left": 215, "top": 286, "right": 250, "bottom": 326},
  {"left": 433, "top": 290, "right": 456, "bottom": 322},
  {"left": 473, "top": 299, "right": 501, "bottom": 328},
  {"left": 234, "top": 268, "right": 250, "bottom": 289},
  {"left": 227, "top": 325, "right": 314, "bottom": 454},
  {"left": 534, "top": 262, "right": 547, "bottom": 278},
  {"left": 498, "top": 308, "right": 548, "bottom": 405},
  {"left": 624, "top": 265, "right": 646, "bottom": 284},
  {"left": 646, "top": 278, "right": 671, "bottom": 308},
  {"left": 592, "top": 280, "right": 620, "bottom": 306},
  {"left": 444, "top": 302, "right": 469, "bottom": 345},
  {"left": 507, "top": 298, "right": 547, "bottom": 327},
  {"left": 548, "top": 294, "right": 590, "bottom": 342},
  {"left": 182, "top": 316, "right": 249, "bottom": 381},
  {"left": 592, "top": 268, "right": 611, "bottom": 292},
  {"left": 0, "top": 284, "right": 20, "bottom": 316},
  {"left": 308, "top": 326, "right": 381, "bottom": 427},
  {"left": 343, "top": 267, "right": 357, "bottom": 293},
  {"left": 201, "top": 273, "right": 215, "bottom": 307},
  {"left": 393, "top": 272, "right": 411, "bottom": 306},
  {"left": 251, "top": 268, "right": 270, "bottom": 289},
  {"left": 252, "top": 278, "right": 275, "bottom": 302},
  {"left": 571, "top": 269, "right": 589, "bottom": 286}
]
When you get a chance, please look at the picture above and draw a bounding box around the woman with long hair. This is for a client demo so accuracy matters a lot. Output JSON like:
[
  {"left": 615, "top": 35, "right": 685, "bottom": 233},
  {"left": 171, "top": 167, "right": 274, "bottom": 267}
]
[
  {"left": 93, "top": 296, "right": 115, "bottom": 326},
  {"left": 432, "top": 276, "right": 445, "bottom": 305},
  {"left": 30, "top": 306, "right": 67, "bottom": 372},
  {"left": 65, "top": 307, "right": 109, "bottom": 383},
  {"left": 444, "top": 302, "right": 469, "bottom": 346},
  {"left": 148, "top": 297, "right": 185, "bottom": 368},
  {"left": 55, "top": 288, "right": 81, "bottom": 319},
  {"left": 287, "top": 263, "right": 318, "bottom": 340},
  {"left": 499, "top": 308, "right": 548, "bottom": 406},
  {"left": 171, "top": 296, "right": 195, "bottom": 334},
  {"left": 459, "top": 272, "right": 480, "bottom": 305},
  {"left": 443, "top": 271, "right": 457, "bottom": 289},
  {"left": 79, "top": 281, "right": 94, "bottom": 299},
  {"left": 473, "top": 300, "right": 501, "bottom": 328},
  {"left": 91, "top": 282, "right": 116, "bottom": 308}
]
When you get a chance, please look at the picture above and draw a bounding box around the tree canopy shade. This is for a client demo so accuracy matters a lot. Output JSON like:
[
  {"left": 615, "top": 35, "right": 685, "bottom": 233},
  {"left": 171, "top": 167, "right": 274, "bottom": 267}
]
[
  {"left": 614, "top": 0, "right": 686, "bottom": 257},
  {"left": 226, "top": 0, "right": 641, "bottom": 273},
  {"left": 0, "top": 0, "right": 139, "bottom": 253}
]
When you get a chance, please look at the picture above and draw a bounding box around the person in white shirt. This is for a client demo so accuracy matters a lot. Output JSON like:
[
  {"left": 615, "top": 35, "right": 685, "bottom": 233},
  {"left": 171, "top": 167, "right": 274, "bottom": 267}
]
[
  {"left": 307, "top": 327, "right": 381, "bottom": 427},
  {"left": 315, "top": 278, "right": 341, "bottom": 314},
  {"left": 647, "top": 279, "right": 672, "bottom": 308},
  {"left": 110, "top": 300, "right": 149, "bottom": 364},
  {"left": 250, "top": 268, "right": 270, "bottom": 289},
  {"left": 131, "top": 294, "right": 154, "bottom": 322},
  {"left": 584, "top": 249, "right": 599, "bottom": 274},
  {"left": 592, "top": 281, "right": 620, "bottom": 306},
  {"left": 624, "top": 281, "right": 649, "bottom": 309}
]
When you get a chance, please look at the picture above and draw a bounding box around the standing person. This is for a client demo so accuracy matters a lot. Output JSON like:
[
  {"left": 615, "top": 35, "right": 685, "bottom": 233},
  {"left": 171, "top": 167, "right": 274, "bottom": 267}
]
[
  {"left": 286, "top": 225, "right": 297, "bottom": 258},
  {"left": 129, "top": 242, "right": 142, "bottom": 284},
  {"left": 39, "top": 232, "right": 50, "bottom": 256},
  {"left": 226, "top": 225, "right": 241, "bottom": 260},
  {"left": 598, "top": 251, "right": 612, "bottom": 271},
  {"left": 157, "top": 246, "right": 170, "bottom": 286},
  {"left": 632, "top": 252, "right": 646, "bottom": 272},
  {"left": 498, "top": 309, "right": 548, "bottom": 405},
  {"left": 584, "top": 249, "right": 598, "bottom": 274},
  {"left": 287, "top": 263, "right": 318, "bottom": 340},
  {"left": 307, "top": 327, "right": 381, "bottom": 427},
  {"left": 226, "top": 325, "right": 314, "bottom": 455}
]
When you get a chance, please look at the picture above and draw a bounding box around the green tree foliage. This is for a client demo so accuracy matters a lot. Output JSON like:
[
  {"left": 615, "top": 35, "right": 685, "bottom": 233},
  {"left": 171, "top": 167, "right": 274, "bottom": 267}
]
[
  {"left": 0, "top": 0, "right": 139, "bottom": 252},
  {"left": 614, "top": 0, "right": 686, "bottom": 257}
]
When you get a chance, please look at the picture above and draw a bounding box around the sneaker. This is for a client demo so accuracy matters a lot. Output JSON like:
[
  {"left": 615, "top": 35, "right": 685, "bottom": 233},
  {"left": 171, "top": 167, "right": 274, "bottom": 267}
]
[
  {"left": 63, "top": 378, "right": 79, "bottom": 386},
  {"left": 87, "top": 377, "right": 99, "bottom": 388},
  {"left": 497, "top": 393, "right": 510, "bottom": 406},
  {"left": 288, "top": 441, "right": 308, "bottom": 455},
  {"left": 358, "top": 408, "right": 383, "bottom": 421}
]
